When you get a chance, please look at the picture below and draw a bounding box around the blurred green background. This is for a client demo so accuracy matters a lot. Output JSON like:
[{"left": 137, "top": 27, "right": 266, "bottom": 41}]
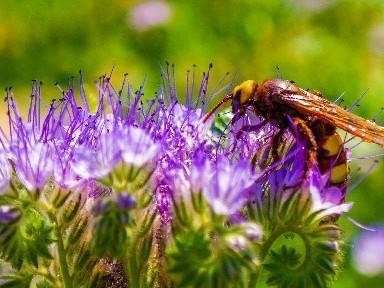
[{"left": 1, "top": 0, "right": 384, "bottom": 286}]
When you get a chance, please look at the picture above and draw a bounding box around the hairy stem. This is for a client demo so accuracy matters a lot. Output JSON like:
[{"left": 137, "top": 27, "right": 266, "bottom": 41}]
[
  {"left": 49, "top": 213, "right": 73, "bottom": 288},
  {"left": 126, "top": 232, "right": 140, "bottom": 288}
]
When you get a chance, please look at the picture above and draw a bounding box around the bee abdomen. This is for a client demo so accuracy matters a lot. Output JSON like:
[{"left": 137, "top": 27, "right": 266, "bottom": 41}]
[{"left": 318, "top": 131, "right": 349, "bottom": 186}]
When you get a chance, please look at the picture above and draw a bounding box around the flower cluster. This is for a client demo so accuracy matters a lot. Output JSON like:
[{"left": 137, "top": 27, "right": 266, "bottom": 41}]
[{"left": 0, "top": 67, "right": 363, "bottom": 288}]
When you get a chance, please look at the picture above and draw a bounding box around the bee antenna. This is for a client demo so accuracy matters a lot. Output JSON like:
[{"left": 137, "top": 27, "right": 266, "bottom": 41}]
[{"left": 202, "top": 93, "right": 233, "bottom": 123}]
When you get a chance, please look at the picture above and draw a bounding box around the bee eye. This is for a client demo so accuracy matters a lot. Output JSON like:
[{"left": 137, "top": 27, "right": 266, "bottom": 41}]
[{"left": 233, "top": 80, "right": 256, "bottom": 104}]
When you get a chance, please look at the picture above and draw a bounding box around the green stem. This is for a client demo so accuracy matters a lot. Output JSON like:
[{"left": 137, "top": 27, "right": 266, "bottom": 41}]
[
  {"left": 49, "top": 213, "right": 73, "bottom": 288},
  {"left": 126, "top": 233, "right": 140, "bottom": 288},
  {"left": 57, "top": 231, "right": 72, "bottom": 288}
]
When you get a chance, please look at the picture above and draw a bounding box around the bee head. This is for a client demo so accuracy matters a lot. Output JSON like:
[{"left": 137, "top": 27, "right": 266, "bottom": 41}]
[
  {"left": 233, "top": 80, "right": 258, "bottom": 105},
  {"left": 202, "top": 80, "right": 258, "bottom": 123}
]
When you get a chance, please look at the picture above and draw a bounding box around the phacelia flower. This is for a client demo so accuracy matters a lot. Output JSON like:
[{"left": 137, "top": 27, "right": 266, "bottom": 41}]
[
  {"left": 120, "top": 126, "right": 159, "bottom": 167},
  {"left": 0, "top": 152, "right": 11, "bottom": 194},
  {"left": 11, "top": 140, "right": 54, "bottom": 191},
  {"left": 201, "top": 157, "right": 256, "bottom": 215},
  {"left": 0, "top": 205, "right": 20, "bottom": 224},
  {"left": 129, "top": 0, "right": 172, "bottom": 31},
  {"left": 72, "top": 129, "right": 123, "bottom": 179},
  {"left": 354, "top": 227, "right": 384, "bottom": 275},
  {"left": 116, "top": 191, "right": 137, "bottom": 210},
  {"left": 0, "top": 66, "right": 378, "bottom": 288},
  {"left": 1, "top": 67, "right": 361, "bottom": 222}
]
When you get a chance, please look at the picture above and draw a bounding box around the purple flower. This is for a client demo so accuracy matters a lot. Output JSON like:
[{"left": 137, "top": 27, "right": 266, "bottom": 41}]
[
  {"left": 305, "top": 165, "right": 352, "bottom": 218},
  {"left": 170, "top": 103, "right": 212, "bottom": 146},
  {"left": 196, "top": 157, "right": 256, "bottom": 215},
  {"left": 0, "top": 205, "right": 20, "bottom": 224},
  {"left": 165, "top": 168, "right": 191, "bottom": 203},
  {"left": 71, "top": 125, "right": 159, "bottom": 180},
  {"left": 225, "top": 110, "right": 271, "bottom": 160},
  {"left": 5, "top": 89, "right": 56, "bottom": 191},
  {"left": 242, "top": 222, "right": 263, "bottom": 241},
  {"left": 72, "top": 129, "right": 122, "bottom": 179},
  {"left": 225, "top": 235, "right": 249, "bottom": 252},
  {"left": 54, "top": 157, "right": 82, "bottom": 189},
  {"left": 12, "top": 141, "right": 54, "bottom": 191},
  {"left": 120, "top": 126, "right": 159, "bottom": 167},
  {"left": 0, "top": 152, "right": 11, "bottom": 194},
  {"left": 354, "top": 227, "right": 384, "bottom": 275},
  {"left": 190, "top": 155, "right": 212, "bottom": 193},
  {"left": 116, "top": 191, "right": 136, "bottom": 210},
  {"left": 130, "top": 0, "right": 172, "bottom": 31},
  {"left": 155, "top": 183, "right": 172, "bottom": 224},
  {"left": 152, "top": 103, "right": 212, "bottom": 175},
  {"left": 0, "top": 68, "right": 364, "bottom": 229},
  {"left": 164, "top": 152, "right": 256, "bottom": 216},
  {"left": 1, "top": 67, "right": 381, "bottom": 288}
]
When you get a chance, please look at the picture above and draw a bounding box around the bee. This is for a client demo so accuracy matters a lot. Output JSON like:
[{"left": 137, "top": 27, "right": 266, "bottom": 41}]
[{"left": 203, "top": 79, "right": 384, "bottom": 195}]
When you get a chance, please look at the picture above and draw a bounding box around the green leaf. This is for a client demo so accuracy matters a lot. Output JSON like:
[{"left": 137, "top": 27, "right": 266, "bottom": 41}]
[
  {"left": 0, "top": 207, "right": 54, "bottom": 269},
  {"left": 0, "top": 272, "right": 33, "bottom": 288}
]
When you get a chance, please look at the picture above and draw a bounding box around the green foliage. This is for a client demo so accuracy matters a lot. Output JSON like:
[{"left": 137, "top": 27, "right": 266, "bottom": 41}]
[
  {"left": 46, "top": 188, "right": 101, "bottom": 288},
  {"left": 166, "top": 182, "right": 344, "bottom": 288},
  {"left": 0, "top": 204, "right": 54, "bottom": 269},
  {"left": 248, "top": 190, "right": 343, "bottom": 288},
  {"left": 167, "top": 228, "right": 255, "bottom": 288},
  {"left": 90, "top": 200, "right": 131, "bottom": 257},
  {"left": 0, "top": 181, "right": 103, "bottom": 288},
  {"left": 167, "top": 192, "right": 260, "bottom": 288},
  {"left": 0, "top": 272, "right": 33, "bottom": 288},
  {"left": 35, "top": 281, "right": 55, "bottom": 288}
]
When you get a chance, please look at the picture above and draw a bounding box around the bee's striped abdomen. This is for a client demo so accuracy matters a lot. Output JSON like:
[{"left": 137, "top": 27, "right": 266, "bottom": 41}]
[{"left": 312, "top": 122, "right": 349, "bottom": 199}]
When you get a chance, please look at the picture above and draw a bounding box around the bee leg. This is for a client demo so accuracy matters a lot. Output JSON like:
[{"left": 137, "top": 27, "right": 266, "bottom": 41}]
[
  {"left": 235, "top": 120, "right": 267, "bottom": 139},
  {"left": 251, "top": 128, "right": 285, "bottom": 169},
  {"left": 291, "top": 117, "right": 318, "bottom": 168},
  {"left": 220, "top": 111, "right": 246, "bottom": 152},
  {"left": 230, "top": 111, "right": 245, "bottom": 125},
  {"left": 271, "top": 128, "right": 285, "bottom": 161}
]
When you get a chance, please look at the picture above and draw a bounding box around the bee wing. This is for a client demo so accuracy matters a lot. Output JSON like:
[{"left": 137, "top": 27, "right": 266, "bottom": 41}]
[{"left": 276, "top": 89, "right": 384, "bottom": 147}]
